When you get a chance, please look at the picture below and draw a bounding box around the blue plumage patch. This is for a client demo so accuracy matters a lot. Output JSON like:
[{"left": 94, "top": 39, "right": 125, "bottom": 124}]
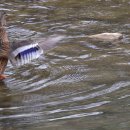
[
  {"left": 20, "top": 47, "right": 38, "bottom": 56},
  {"left": 14, "top": 45, "right": 43, "bottom": 66},
  {"left": 16, "top": 46, "right": 38, "bottom": 59}
]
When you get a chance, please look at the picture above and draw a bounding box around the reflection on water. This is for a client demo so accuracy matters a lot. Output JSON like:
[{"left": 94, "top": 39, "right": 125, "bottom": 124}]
[{"left": 1, "top": 0, "right": 130, "bottom": 130}]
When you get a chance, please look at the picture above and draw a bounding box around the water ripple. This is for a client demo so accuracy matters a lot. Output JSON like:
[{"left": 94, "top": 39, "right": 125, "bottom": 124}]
[
  {"left": 48, "top": 112, "right": 103, "bottom": 121},
  {"left": 0, "top": 0, "right": 130, "bottom": 130}
]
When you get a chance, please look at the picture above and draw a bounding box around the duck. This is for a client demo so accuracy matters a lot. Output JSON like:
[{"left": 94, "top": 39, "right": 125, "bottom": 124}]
[{"left": 0, "top": 11, "right": 65, "bottom": 80}]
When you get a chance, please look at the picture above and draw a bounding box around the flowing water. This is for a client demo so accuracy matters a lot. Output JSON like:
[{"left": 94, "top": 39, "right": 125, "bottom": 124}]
[{"left": 1, "top": 0, "right": 130, "bottom": 130}]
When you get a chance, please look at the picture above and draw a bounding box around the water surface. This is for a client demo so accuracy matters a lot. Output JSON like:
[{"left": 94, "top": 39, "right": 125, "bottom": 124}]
[{"left": 1, "top": 0, "right": 130, "bottom": 130}]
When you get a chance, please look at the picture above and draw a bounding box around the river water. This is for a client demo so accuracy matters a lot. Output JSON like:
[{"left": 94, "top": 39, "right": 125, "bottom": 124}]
[{"left": 1, "top": 0, "right": 130, "bottom": 130}]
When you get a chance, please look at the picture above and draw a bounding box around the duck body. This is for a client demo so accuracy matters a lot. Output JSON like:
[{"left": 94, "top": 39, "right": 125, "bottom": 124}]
[
  {"left": 9, "top": 35, "right": 64, "bottom": 66},
  {"left": 0, "top": 11, "right": 64, "bottom": 80}
]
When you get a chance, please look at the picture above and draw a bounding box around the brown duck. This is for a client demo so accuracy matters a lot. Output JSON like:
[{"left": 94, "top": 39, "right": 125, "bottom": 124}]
[{"left": 0, "top": 11, "right": 65, "bottom": 80}]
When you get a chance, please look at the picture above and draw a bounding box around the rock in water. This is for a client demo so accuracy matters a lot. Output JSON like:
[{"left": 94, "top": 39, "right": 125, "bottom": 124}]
[{"left": 87, "top": 33, "right": 123, "bottom": 42}]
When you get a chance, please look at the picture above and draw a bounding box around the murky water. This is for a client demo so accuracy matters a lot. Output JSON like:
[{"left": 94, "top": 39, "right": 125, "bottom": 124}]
[{"left": 1, "top": 0, "right": 130, "bottom": 130}]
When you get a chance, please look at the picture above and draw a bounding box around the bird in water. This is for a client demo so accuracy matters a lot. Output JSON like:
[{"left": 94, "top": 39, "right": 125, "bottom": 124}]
[{"left": 0, "top": 11, "right": 65, "bottom": 80}]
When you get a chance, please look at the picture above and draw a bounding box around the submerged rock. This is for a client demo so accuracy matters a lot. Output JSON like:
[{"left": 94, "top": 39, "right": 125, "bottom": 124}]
[{"left": 87, "top": 33, "right": 123, "bottom": 42}]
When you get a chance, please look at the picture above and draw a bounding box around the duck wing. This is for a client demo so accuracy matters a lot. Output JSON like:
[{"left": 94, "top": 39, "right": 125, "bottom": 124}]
[{"left": 9, "top": 35, "right": 65, "bottom": 66}]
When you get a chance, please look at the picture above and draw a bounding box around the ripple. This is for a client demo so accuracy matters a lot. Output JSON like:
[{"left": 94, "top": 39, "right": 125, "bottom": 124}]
[
  {"left": 8, "top": 27, "right": 39, "bottom": 40},
  {"left": 48, "top": 112, "right": 103, "bottom": 121},
  {"left": 0, "top": 112, "right": 41, "bottom": 120},
  {"left": 28, "top": 5, "right": 49, "bottom": 9},
  {"left": 72, "top": 81, "right": 130, "bottom": 101},
  {"left": 48, "top": 101, "right": 110, "bottom": 114}
]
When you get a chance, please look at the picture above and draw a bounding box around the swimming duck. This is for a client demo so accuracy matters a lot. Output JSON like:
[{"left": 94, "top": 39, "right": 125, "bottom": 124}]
[{"left": 0, "top": 11, "right": 64, "bottom": 80}]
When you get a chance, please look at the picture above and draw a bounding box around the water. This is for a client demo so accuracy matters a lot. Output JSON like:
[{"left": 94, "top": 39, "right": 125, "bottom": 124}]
[{"left": 0, "top": 0, "right": 130, "bottom": 130}]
